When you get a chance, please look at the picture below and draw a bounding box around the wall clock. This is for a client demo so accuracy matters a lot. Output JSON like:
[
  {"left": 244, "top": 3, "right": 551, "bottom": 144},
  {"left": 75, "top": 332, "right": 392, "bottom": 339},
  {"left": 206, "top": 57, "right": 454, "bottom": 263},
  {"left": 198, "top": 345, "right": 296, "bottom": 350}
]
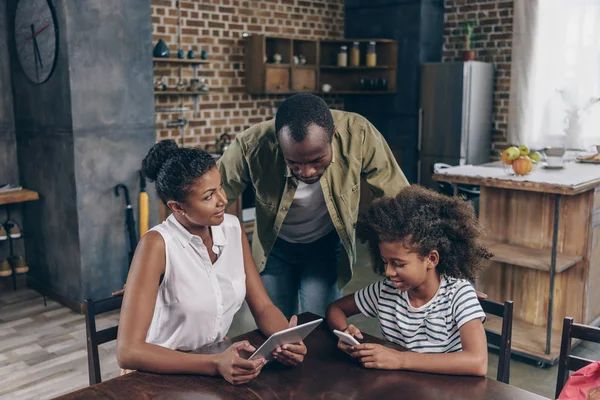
[{"left": 13, "top": 0, "right": 59, "bottom": 84}]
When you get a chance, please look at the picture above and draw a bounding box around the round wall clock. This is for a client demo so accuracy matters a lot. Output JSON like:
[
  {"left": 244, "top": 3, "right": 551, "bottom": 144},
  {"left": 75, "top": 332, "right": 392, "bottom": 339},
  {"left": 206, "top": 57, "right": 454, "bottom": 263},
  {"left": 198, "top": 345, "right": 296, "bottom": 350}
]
[{"left": 13, "top": 0, "right": 59, "bottom": 84}]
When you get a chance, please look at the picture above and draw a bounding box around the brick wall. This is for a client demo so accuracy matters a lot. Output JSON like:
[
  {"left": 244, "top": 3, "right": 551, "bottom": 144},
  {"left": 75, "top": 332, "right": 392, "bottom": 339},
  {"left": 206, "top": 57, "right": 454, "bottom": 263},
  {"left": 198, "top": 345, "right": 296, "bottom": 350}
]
[
  {"left": 151, "top": 0, "right": 344, "bottom": 148},
  {"left": 442, "top": 0, "right": 513, "bottom": 154}
]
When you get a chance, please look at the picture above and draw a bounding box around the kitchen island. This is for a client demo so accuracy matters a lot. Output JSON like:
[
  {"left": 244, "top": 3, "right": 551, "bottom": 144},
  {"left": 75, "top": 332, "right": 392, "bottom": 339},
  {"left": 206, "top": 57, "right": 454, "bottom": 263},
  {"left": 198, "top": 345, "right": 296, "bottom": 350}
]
[{"left": 433, "top": 161, "right": 600, "bottom": 366}]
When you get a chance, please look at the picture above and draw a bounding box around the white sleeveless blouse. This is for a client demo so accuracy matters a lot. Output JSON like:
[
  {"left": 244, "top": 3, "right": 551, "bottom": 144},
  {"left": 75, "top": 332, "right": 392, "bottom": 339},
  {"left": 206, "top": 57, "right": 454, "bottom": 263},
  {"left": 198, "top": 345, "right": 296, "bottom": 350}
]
[{"left": 145, "top": 213, "right": 246, "bottom": 351}]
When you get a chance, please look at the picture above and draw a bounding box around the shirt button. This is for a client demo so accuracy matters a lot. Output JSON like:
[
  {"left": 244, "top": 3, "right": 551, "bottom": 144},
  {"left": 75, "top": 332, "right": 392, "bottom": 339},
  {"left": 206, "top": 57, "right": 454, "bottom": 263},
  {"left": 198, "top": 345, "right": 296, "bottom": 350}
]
[{"left": 281, "top": 206, "right": 288, "bottom": 212}]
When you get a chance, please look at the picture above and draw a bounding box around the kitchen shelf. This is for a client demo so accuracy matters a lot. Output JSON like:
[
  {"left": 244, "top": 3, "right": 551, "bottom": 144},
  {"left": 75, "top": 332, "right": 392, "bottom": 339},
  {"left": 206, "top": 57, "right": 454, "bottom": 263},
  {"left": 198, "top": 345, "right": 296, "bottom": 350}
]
[
  {"left": 320, "top": 65, "right": 394, "bottom": 70},
  {"left": 320, "top": 90, "right": 396, "bottom": 95},
  {"left": 154, "top": 91, "right": 209, "bottom": 96},
  {"left": 487, "top": 241, "right": 582, "bottom": 273},
  {"left": 245, "top": 35, "right": 397, "bottom": 95},
  {"left": 153, "top": 58, "right": 209, "bottom": 65}
]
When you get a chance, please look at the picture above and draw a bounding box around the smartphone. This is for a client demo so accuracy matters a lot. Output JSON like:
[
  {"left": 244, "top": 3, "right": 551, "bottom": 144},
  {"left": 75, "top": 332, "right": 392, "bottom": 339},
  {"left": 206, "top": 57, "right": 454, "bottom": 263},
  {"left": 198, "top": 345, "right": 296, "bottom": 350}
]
[{"left": 333, "top": 329, "right": 361, "bottom": 346}]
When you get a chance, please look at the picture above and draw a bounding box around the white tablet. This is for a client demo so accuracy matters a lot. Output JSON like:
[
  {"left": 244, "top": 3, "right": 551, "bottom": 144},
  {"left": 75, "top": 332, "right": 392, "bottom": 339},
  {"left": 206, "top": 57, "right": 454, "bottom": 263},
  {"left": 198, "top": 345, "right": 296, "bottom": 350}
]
[
  {"left": 333, "top": 329, "right": 361, "bottom": 346},
  {"left": 248, "top": 318, "right": 323, "bottom": 361}
]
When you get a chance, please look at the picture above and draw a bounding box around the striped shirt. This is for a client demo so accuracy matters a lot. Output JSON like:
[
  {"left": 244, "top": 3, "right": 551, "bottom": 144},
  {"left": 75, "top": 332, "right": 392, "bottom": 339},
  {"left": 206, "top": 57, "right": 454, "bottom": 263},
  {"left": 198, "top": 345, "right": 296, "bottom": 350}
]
[{"left": 355, "top": 276, "right": 486, "bottom": 353}]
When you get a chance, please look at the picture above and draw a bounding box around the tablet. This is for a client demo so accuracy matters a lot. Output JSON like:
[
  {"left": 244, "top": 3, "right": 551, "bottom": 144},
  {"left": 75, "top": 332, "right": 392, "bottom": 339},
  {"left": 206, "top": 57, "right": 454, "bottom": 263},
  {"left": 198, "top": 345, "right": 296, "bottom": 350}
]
[
  {"left": 247, "top": 318, "right": 323, "bottom": 361},
  {"left": 333, "top": 329, "right": 361, "bottom": 346}
]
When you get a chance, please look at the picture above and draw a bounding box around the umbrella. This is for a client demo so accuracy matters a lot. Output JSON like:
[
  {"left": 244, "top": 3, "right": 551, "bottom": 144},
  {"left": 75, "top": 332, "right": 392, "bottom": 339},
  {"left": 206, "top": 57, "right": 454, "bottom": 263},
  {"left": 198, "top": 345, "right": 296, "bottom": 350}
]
[
  {"left": 114, "top": 183, "right": 138, "bottom": 266},
  {"left": 139, "top": 171, "right": 149, "bottom": 238}
]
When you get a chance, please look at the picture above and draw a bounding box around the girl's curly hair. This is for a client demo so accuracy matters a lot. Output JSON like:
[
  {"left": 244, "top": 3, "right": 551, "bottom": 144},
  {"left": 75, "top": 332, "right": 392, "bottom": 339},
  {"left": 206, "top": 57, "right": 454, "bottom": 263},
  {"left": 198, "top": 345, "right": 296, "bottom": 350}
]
[{"left": 356, "top": 185, "right": 492, "bottom": 281}]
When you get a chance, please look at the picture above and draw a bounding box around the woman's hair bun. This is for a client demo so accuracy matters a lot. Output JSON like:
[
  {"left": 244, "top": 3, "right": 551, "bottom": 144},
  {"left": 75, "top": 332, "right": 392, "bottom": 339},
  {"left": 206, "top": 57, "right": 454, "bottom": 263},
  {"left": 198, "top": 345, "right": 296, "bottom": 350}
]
[{"left": 141, "top": 140, "right": 179, "bottom": 181}]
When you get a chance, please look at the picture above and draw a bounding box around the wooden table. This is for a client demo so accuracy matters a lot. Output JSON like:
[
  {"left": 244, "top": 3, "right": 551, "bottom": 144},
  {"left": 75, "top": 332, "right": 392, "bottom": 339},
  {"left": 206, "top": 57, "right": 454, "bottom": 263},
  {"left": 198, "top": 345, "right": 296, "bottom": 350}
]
[
  {"left": 56, "top": 313, "right": 545, "bottom": 400},
  {"left": 433, "top": 162, "right": 600, "bottom": 366}
]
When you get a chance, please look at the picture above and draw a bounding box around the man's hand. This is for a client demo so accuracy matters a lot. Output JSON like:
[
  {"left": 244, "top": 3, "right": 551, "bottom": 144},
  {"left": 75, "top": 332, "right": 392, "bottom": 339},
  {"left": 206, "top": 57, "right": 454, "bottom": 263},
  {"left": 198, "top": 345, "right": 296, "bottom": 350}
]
[
  {"left": 475, "top": 290, "right": 488, "bottom": 299},
  {"left": 272, "top": 315, "right": 307, "bottom": 366}
]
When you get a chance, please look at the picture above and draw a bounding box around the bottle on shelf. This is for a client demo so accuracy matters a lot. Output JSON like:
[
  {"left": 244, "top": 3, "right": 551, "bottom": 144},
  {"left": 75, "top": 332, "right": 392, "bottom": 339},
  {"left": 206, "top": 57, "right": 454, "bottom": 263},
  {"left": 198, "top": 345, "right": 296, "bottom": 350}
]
[
  {"left": 350, "top": 42, "right": 360, "bottom": 67},
  {"left": 337, "top": 45, "right": 348, "bottom": 67},
  {"left": 366, "top": 41, "right": 377, "bottom": 67}
]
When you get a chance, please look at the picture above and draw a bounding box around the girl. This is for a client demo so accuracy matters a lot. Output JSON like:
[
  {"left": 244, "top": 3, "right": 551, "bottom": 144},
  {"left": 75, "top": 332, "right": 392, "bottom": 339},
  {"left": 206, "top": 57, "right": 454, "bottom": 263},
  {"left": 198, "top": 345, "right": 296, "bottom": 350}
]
[
  {"left": 327, "top": 185, "right": 491, "bottom": 376},
  {"left": 117, "top": 140, "right": 306, "bottom": 385}
]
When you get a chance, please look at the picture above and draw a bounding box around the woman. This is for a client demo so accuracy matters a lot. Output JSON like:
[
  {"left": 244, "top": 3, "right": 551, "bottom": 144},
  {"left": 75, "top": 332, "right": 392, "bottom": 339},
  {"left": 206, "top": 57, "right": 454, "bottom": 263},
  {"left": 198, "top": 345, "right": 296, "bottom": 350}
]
[{"left": 116, "top": 140, "right": 306, "bottom": 385}]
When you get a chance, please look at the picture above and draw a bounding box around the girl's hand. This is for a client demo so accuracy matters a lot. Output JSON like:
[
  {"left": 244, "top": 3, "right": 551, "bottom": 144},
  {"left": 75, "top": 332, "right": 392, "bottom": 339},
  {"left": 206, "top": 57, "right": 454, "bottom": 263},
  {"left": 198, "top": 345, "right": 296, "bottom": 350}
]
[
  {"left": 337, "top": 324, "right": 363, "bottom": 355},
  {"left": 216, "top": 341, "right": 266, "bottom": 385},
  {"left": 272, "top": 315, "right": 307, "bottom": 366},
  {"left": 350, "top": 343, "right": 402, "bottom": 370}
]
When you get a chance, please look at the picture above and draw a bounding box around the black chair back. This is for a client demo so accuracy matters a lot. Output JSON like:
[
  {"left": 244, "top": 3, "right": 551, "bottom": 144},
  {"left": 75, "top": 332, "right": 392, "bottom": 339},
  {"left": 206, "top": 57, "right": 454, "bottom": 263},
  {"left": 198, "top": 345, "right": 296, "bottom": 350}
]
[
  {"left": 480, "top": 299, "right": 513, "bottom": 384},
  {"left": 555, "top": 317, "right": 600, "bottom": 399},
  {"left": 84, "top": 296, "right": 122, "bottom": 385}
]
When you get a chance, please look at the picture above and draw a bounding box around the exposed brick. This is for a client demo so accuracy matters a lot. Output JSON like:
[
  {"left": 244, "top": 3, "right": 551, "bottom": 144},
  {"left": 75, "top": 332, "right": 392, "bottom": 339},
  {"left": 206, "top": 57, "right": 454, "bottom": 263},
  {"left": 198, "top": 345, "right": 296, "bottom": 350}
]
[
  {"left": 443, "top": 0, "right": 514, "bottom": 150},
  {"left": 151, "top": 0, "right": 344, "bottom": 146}
]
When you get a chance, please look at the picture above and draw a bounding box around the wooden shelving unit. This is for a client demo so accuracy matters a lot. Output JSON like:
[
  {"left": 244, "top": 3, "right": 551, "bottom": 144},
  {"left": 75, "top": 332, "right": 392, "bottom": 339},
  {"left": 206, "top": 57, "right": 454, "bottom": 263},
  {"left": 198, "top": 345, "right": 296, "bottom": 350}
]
[
  {"left": 320, "top": 65, "right": 394, "bottom": 70},
  {"left": 0, "top": 189, "right": 39, "bottom": 206},
  {"left": 485, "top": 314, "right": 562, "bottom": 363},
  {"left": 487, "top": 241, "right": 582, "bottom": 273},
  {"left": 433, "top": 172, "right": 600, "bottom": 366},
  {"left": 0, "top": 189, "right": 41, "bottom": 295},
  {"left": 245, "top": 35, "right": 397, "bottom": 95}
]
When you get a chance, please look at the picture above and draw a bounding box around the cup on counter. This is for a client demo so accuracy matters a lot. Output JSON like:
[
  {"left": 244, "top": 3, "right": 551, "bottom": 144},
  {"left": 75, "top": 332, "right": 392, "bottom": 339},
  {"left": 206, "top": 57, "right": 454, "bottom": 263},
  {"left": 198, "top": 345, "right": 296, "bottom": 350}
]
[{"left": 544, "top": 147, "right": 566, "bottom": 167}]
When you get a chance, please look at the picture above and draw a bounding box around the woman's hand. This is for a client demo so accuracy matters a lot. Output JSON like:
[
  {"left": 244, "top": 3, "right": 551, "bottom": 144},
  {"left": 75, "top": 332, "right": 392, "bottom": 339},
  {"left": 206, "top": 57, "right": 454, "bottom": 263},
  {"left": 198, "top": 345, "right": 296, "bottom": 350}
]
[
  {"left": 216, "top": 341, "right": 266, "bottom": 385},
  {"left": 272, "top": 315, "right": 307, "bottom": 366},
  {"left": 337, "top": 324, "right": 363, "bottom": 355},
  {"left": 350, "top": 343, "right": 402, "bottom": 370}
]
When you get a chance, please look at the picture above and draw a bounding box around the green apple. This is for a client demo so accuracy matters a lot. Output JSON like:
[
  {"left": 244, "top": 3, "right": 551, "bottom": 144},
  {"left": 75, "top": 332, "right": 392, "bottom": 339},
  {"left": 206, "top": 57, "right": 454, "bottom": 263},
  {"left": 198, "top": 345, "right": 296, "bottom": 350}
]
[
  {"left": 518, "top": 145, "right": 530, "bottom": 156},
  {"left": 505, "top": 146, "right": 520, "bottom": 161},
  {"left": 529, "top": 151, "right": 542, "bottom": 164}
]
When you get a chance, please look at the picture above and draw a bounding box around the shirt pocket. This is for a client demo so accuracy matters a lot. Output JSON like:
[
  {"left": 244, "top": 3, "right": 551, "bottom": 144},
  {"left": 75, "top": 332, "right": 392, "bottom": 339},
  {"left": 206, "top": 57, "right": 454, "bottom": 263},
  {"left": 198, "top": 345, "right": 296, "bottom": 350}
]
[
  {"left": 340, "top": 183, "right": 360, "bottom": 217},
  {"left": 424, "top": 315, "right": 450, "bottom": 343}
]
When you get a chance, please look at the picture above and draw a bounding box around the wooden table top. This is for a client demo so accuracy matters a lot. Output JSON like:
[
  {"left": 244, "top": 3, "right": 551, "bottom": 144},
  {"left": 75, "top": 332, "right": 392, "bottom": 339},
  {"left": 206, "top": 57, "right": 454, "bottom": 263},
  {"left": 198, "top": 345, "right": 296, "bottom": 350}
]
[
  {"left": 56, "top": 313, "right": 547, "bottom": 400},
  {"left": 433, "top": 162, "right": 600, "bottom": 195}
]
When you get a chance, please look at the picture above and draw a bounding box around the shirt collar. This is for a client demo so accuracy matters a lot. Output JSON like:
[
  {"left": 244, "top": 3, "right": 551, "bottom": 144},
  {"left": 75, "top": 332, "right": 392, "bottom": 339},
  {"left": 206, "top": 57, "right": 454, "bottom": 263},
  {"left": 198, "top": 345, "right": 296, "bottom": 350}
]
[{"left": 167, "top": 214, "right": 228, "bottom": 249}]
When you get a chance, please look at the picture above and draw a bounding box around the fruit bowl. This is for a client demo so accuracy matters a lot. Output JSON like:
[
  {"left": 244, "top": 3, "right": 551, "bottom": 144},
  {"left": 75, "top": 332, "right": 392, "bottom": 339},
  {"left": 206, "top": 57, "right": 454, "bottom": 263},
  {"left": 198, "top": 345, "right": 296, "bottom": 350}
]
[{"left": 501, "top": 145, "right": 541, "bottom": 176}]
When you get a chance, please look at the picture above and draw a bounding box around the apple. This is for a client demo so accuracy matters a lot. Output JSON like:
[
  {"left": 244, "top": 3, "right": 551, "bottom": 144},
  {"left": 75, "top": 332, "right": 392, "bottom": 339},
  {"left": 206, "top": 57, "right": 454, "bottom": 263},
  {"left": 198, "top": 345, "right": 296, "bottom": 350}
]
[
  {"left": 529, "top": 151, "right": 542, "bottom": 164},
  {"left": 518, "top": 145, "right": 530, "bottom": 156},
  {"left": 504, "top": 146, "right": 520, "bottom": 162}
]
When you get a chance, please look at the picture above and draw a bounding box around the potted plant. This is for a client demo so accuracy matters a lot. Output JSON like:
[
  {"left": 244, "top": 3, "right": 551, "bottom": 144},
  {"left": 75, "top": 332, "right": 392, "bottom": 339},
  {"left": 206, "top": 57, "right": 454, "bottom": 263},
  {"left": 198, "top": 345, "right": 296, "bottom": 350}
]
[{"left": 462, "top": 20, "right": 477, "bottom": 61}]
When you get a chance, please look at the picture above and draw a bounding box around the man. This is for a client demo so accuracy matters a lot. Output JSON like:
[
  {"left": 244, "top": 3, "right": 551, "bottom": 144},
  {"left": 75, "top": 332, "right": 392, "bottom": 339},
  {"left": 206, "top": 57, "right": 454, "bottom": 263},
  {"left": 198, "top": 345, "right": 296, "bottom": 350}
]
[{"left": 218, "top": 94, "right": 409, "bottom": 318}]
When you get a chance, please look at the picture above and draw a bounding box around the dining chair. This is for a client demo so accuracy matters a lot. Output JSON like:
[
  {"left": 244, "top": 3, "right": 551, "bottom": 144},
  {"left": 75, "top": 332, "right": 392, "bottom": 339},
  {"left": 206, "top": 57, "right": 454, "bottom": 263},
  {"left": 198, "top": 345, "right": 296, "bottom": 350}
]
[
  {"left": 480, "top": 298, "right": 513, "bottom": 384},
  {"left": 84, "top": 296, "right": 123, "bottom": 385},
  {"left": 555, "top": 317, "right": 600, "bottom": 399}
]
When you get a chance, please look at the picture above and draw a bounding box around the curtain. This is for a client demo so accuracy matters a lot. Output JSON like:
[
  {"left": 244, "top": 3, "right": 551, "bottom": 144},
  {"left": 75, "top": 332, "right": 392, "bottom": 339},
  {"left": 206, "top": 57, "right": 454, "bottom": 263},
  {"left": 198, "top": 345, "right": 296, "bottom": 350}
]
[{"left": 508, "top": 0, "right": 600, "bottom": 150}]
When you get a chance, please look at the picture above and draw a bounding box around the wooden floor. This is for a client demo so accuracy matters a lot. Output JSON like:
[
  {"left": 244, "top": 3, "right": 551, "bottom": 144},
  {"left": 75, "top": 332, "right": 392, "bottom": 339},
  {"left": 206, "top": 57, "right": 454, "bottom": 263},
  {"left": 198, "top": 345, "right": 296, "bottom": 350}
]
[{"left": 0, "top": 289, "right": 119, "bottom": 400}]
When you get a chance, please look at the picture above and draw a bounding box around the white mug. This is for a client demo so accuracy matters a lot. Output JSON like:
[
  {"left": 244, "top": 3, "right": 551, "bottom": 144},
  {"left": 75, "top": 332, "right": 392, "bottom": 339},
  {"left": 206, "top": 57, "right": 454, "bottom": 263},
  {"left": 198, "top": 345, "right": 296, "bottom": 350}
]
[{"left": 546, "top": 156, "right": 564, "bottom": 167}]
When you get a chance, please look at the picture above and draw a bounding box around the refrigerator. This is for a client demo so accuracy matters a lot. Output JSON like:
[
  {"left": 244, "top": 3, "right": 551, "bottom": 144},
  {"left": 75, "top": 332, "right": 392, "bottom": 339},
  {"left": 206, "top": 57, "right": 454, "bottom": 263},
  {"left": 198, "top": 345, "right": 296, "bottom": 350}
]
[{"left": 418, "top": 62, "right": 494, "bottom": 189}]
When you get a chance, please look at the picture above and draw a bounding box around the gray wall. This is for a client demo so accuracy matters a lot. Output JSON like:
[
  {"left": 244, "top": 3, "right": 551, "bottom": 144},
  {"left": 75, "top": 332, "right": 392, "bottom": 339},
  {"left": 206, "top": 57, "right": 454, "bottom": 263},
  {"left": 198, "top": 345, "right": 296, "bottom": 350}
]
[
  {"left": 9, "top": 0, "right": 82, "bottom": 300},
  {"left": 0, "top": 0, "right": 24, "bottom": 264},
  {"left": 0, "top": 0, "right": 17, "bottom": 185},
  {"left": 8, "top": 0, "right": 155, "bottom": 304},
  {"left": 65, "top": 0, "right": 155, "bottom": 301}
]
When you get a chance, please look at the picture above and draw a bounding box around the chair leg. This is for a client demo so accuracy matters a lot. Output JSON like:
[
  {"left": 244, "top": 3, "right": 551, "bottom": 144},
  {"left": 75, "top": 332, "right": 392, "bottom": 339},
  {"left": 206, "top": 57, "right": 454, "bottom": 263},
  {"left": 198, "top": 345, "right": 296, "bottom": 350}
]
[{"left": 555, "top": 317, "right": 574, "bottom": 399}]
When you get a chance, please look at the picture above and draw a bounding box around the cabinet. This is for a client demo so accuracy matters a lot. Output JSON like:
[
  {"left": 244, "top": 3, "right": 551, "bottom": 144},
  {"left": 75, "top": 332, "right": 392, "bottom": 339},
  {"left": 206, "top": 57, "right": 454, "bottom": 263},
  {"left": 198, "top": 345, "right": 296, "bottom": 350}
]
[{"left": 245, "top": 35, "right": 397, "bottom": 95}]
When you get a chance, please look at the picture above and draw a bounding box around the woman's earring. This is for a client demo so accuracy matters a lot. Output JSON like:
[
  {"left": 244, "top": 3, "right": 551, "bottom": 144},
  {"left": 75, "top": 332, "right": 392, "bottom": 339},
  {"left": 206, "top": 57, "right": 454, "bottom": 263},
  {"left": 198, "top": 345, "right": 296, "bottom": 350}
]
[{"left": 181, "top": 212, "right": 186, "bottom": 216}]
